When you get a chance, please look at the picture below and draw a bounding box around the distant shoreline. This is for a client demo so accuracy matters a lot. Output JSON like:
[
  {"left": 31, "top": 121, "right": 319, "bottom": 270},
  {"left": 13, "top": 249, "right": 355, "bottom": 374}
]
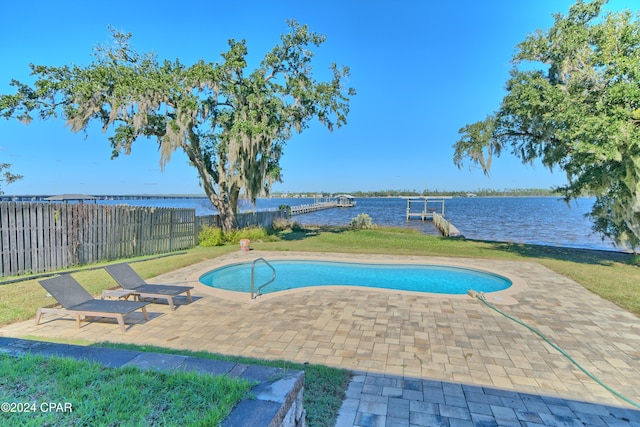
[{"left": 0, "top": 192, "right": 567, "bottom": 202}]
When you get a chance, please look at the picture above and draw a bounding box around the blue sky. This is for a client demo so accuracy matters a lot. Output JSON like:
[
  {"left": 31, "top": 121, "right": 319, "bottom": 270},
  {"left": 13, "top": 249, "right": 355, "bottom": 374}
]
[{"left": 0, "top": 0, "right": 635, "bottom": 195}]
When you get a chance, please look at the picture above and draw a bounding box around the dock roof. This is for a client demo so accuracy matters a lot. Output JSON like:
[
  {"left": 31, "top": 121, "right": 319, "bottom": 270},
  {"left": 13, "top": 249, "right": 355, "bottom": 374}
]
[{"left": 44, "top": 194, "right": 98, "bottom": 203}]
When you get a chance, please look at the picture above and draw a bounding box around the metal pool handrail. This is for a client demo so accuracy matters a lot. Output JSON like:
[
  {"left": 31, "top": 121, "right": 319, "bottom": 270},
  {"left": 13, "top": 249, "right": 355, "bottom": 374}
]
[{"left": 251, "top": 258, "right": 276, "bottom": 299}]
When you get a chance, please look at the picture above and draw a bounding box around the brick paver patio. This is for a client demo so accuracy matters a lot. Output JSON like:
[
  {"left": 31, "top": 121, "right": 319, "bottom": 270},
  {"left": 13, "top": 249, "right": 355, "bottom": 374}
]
[{"left": 1, "top": 251, "right": 639, "bottom": 425}]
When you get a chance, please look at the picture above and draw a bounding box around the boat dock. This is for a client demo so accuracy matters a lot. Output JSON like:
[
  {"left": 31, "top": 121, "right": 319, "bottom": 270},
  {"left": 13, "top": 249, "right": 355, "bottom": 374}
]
[
  {"left": 290, "top": 201, "right": 338, "bottom": 215},
  {"left": 403, "top": 196, "right": 452, "bottom": 220},
  {"left": 403, "top": 196, "right": 462, "bottom": 237},
  {"left": 290, "top": 195, "right": 356, "bottom": 216}
]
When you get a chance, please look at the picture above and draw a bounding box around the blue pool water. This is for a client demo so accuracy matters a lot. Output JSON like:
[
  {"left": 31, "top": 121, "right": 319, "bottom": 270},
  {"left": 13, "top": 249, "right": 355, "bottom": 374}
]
[{"left": 199, "top": 260, "right": 512, "bottom": 295}]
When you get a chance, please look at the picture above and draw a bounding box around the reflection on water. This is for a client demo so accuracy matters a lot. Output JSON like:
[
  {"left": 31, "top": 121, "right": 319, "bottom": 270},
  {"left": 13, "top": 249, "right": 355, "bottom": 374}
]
[
  {"left": 445, "top": 197, "right": 605, "bottom": 249},
  {"left": 99, "top": 196, "right": 620, "bottom": 252}
]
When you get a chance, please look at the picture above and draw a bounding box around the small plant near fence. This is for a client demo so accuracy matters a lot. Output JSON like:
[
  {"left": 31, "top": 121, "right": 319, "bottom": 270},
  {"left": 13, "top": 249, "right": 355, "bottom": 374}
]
[
  {"left": 198, "top": 226, "right": 275, "bottom": 247},
  {"left": 278, "top": 204, "right": 292, "bottom": 215},
  {"left": 198, "top": 227, "right": 226, "bottom": 247},
  {"left": 349, "top": 213, "right": 375, "bottom": 229},
  {"left": 225, "top": 227, "right": 273, "bottom": 244},
  {"left": 271, "top": 217, "right": 301, "bottom": 232}
]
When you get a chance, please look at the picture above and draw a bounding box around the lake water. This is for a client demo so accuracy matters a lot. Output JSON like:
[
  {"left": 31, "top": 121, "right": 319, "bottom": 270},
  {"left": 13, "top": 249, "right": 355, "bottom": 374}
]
[{"left": 97, "top": 196, "right": 622, "bottom": 252}]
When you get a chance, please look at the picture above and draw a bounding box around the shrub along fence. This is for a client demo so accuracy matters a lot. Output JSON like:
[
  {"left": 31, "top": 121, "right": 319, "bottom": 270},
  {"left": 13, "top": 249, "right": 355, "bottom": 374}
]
[
  {"left": 0, "top": 202, "right": 287, "bottom": 277},
  {"left": 197, "top": 210, "right": 286, "bottom": 231}
]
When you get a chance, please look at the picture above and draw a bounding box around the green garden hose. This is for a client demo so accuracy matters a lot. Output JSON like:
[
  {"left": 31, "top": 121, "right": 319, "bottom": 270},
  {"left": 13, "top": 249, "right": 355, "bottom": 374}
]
[{"left": 467, "top": 290, "right": 640, "bottom": 409}]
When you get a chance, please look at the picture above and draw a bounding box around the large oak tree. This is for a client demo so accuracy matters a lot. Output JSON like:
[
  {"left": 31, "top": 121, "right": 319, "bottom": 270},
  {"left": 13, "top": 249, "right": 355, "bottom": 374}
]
[
  {"left": 0, "top": 21, "right": 354, "bottom": 231},
  {"left": 453, "top": 0, "right": 640, "bottom": 250}
]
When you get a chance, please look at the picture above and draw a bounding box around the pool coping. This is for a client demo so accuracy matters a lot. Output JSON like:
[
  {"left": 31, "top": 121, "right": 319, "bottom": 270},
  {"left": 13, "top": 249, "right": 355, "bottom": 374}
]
[{"left": 185, "top": 250, "right": 528, "bottom": 305}]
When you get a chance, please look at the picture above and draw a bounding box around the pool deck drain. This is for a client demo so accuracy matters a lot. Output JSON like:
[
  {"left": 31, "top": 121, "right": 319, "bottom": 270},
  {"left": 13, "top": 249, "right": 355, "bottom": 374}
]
[{"left": 1, "top": 251, "right": 639, "bottom": 426}]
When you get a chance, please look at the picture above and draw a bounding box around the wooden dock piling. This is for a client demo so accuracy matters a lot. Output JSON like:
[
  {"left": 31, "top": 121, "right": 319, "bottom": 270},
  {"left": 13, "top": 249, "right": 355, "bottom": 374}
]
[{"left": 432, "top": 212, "right": 462, "bottom": 237}]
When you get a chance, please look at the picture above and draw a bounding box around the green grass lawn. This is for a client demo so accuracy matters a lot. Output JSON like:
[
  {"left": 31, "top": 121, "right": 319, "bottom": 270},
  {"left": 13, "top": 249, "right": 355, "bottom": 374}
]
[{"left": 0, "top": 352, "right": 253, "bottom": 426}]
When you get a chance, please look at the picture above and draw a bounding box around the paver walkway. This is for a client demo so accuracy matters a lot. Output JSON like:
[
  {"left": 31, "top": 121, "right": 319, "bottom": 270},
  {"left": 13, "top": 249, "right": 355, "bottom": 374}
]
[
  {"left": 335, "top": 372, "right": 640, "bottom": 426},
  {"left": 1, "top": 251, "right": 639, "bottom": 426}
]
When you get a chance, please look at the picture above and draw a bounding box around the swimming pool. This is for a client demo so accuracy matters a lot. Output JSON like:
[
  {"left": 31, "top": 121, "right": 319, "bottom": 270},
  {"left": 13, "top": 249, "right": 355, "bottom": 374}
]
[{"left": 198, "top": 260, "right": 512, "bottom": 295}]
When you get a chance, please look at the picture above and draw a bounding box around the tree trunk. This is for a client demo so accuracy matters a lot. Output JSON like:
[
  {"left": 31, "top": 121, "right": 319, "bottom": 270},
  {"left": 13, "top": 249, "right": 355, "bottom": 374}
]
[
  {"left": 207, "top": 186, "right": 240, "bottom": 233},
  {"left": 216, "top": 201, "right": 237, "bottom": 233},
  {"left": 182, "top": 137, "right": 240, "bottom": 233}
]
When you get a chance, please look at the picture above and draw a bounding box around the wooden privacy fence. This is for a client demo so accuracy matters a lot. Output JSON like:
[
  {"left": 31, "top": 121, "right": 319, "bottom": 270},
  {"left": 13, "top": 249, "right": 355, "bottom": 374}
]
[
  {"left": 198, "top": 210, "right": 287, "bottom": 230},
  {"left": 0, "top": 202, "right": 196, "bottom": 277}
]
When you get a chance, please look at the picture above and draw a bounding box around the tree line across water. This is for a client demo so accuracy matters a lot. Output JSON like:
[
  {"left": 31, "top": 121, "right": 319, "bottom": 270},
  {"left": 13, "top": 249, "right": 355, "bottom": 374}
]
[{"left": 272, "top": 188, "right": 560, "bottom": 198}]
